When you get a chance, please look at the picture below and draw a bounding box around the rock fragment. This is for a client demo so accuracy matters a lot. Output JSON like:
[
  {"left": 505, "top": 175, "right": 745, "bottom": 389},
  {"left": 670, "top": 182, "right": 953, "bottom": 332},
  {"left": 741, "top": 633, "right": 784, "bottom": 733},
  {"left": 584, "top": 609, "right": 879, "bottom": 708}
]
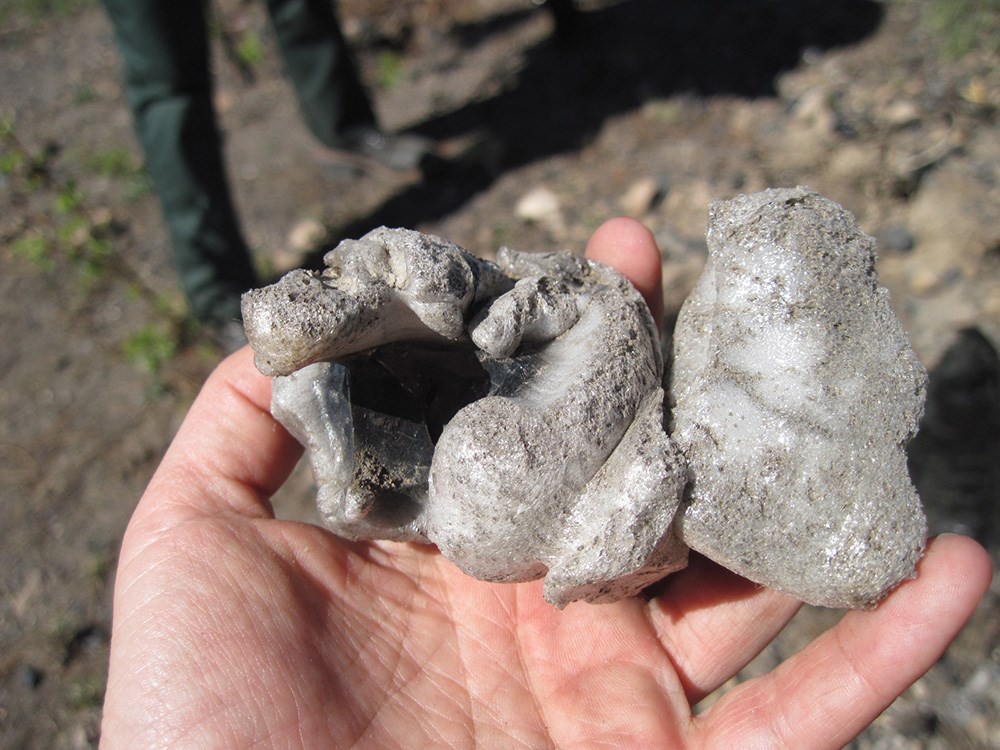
[
  {"left": 245, "top": 189, "right": 930, "bottom": 611},
  {"left": 670, "top": 187, "right": 928, "bottom": 608},
  {"left": 244, "top": 227, "right": 688, "bottom": 607}
]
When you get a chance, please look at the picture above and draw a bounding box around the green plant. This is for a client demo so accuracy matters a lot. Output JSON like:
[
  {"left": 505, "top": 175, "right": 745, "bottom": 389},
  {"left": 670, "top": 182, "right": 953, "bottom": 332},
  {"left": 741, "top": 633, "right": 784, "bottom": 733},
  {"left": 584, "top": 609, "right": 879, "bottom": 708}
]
[
  {"left": 123, "top": 323, "right": 178, "bottom": 378},
  {"left": 122, "top": 171, "right": 152, "bottom": 202},
  {"left": 0, "top": 145, "right": 25, "bottom": 175},
  {"left": 926, "top": 0, "right": 1000, "bottom": 58},
  {"left": 58, "top": 216, "right": 113, "bottom": 281},
  {"left": 85, "top": 537, "right": 116, "bottom": 583},
  {"left": 3, "top": 118, "right": 186, "bottom": 383},
  {"left": 376, "top": 50, "right": 405, "bottom": 89},
  {"left": 0, "top": 116, "right": 49, "bottom": 189},
  {"left": 84, "top": 147, "right": 153, "bottom": 201},
  {"left": 0, "top": 0, "right": 93, "bottom": 25},
  {"left": 54, "top": 179, "right": 83, "bottom": 214},
  {"left": 84, "top": 147, "right": 138, "bottom": 178},
  {"left": 74, "top": 85, "right": 98, "bottom": 105},
  {"left": 66, "top": 675, "right": 105, "bottom": 710},
  {"left": 11, "top": 231, "right": 54, "bottom": 271},
  {"left": 236, "top": 28, "right": 264, "bottom": 69}
]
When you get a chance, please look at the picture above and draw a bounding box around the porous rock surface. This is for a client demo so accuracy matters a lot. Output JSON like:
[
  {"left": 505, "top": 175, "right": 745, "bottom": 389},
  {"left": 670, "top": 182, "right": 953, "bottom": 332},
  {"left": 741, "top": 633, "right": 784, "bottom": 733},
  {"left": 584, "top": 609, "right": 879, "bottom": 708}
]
[
  {"left": 244, "top": 189, "right": 929, "bottom": 610},
  {"left": 670, "top": 187, "right": 928, "bottom": 608},
  {"left": 244, "top": 227, "right": 689, "bottom": 607}
]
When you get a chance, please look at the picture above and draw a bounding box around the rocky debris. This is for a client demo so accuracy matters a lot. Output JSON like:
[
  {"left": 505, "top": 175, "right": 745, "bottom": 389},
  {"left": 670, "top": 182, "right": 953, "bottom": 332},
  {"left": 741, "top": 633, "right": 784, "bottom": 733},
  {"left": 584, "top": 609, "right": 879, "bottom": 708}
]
[
  {"left": 286, "top": 217, "right": 327, "bottom": 254},
  {"left": 618, "top": 176, "right": 664, "bottom": 217},
  {"left": 515, "top": 185, "right": 566, "bottom": 237},
  {"left": 874, "top": 224, "right": 916, "bottom": 252}
]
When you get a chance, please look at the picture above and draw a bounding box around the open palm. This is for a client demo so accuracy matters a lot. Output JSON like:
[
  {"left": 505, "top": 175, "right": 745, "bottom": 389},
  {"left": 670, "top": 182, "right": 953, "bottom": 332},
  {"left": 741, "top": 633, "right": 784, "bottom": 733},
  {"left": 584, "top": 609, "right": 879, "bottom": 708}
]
[{"left": 101, "top": 219, "right": 991, "bottom": 749}]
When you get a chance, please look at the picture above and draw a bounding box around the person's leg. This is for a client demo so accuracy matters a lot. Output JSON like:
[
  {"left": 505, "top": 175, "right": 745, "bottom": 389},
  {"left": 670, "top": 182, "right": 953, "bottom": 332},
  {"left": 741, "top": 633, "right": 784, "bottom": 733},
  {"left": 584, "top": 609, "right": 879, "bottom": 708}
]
[
  {"left": 264, "top": 0, "right": 376, "bottom": 148},
  {"left": 265, "top": 0, "right": 432, "bottom": 173},
  {"left": 102, "top": 0, "right": 258, "bottom": 325}
]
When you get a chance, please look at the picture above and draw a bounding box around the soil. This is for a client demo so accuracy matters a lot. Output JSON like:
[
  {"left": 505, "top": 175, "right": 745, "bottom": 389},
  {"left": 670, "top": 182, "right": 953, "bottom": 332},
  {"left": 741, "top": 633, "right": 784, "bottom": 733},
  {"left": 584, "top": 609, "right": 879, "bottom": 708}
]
[{"left": 1, "top": 0, "right": 998, "bottom": 747}]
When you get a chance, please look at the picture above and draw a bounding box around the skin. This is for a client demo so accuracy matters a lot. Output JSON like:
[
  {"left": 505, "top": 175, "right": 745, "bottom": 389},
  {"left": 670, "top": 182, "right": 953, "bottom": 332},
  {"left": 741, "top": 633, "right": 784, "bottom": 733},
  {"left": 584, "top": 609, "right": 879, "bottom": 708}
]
[{"left": 101, "top": 218, "right": 993, "bottom": 749}]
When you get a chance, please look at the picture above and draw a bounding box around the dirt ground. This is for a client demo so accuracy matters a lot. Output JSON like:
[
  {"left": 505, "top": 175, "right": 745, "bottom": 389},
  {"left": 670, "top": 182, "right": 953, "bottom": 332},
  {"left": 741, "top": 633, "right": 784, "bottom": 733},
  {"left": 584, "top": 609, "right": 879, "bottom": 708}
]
[{"left": 1, "top": 0, "right": 998, "bottom": 747}]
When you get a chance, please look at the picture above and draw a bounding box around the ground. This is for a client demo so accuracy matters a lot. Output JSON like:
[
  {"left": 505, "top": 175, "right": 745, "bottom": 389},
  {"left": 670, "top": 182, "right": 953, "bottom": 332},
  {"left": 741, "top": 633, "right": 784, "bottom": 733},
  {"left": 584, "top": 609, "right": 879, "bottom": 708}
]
[{"left": 1, "top": 0, "right": 998, "bottom": 747}]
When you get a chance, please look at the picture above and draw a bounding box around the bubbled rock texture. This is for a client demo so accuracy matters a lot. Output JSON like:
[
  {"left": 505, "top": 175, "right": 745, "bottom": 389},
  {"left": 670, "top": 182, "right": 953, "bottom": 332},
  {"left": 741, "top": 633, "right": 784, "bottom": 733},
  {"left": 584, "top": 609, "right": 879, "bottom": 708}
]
[
  {"left": 670, "top": 187, "right": 927, "bottom": 608},
  {"left": 243, "top": 227, "right": 689, "bottom": 608},
  {"left": 244, "top": 189, "right": 929, "bottom": 610}
]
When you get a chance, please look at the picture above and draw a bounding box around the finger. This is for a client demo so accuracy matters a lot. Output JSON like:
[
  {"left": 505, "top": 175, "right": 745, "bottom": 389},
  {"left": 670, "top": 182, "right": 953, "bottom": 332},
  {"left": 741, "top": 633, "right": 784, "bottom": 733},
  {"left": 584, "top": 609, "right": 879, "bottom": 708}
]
[
  {"left": 139, "top": 347, "right": 304, "bottom": 524},
  {"left": 644, "top": 553, "right": 802, "bottom": 704},
  {"left": 694, "top": 534, "right": 993, "bottom": 749},
  {"left": 586, "top": 218, "right": 800, "bottom": 698},
  {"left": 585, "top": 217, "right": 664, "bottom": 329}
]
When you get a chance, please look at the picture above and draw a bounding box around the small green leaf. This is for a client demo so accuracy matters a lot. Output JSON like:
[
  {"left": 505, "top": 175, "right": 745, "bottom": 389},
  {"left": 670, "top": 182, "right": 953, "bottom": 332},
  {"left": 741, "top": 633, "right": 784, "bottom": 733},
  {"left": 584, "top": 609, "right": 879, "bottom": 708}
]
[
  {"left": 11, "top": 232, "right": 54, "bottom": 271},
  {"left": 377, "top": 50, "right": 405, "bottom": 90},
  {"left": 237, "top": 29, "right": 264, "bottom": 68},
  {"left": 55, "top": 181, "right": 84, "bottom": 214},
  {"left": 123, "top": 324, "right": 178, "bottom": 377}
]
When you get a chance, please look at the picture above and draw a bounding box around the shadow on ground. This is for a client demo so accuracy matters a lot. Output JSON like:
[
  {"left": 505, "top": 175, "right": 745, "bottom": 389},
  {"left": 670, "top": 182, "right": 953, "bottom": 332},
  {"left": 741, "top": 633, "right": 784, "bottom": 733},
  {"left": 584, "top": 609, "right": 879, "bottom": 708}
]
[
  {"left": 909, "top": 328, "right": 1000, "bottom": 552},
  {"left": 306, "top": 0, "right": 883, "bottom": 264}
]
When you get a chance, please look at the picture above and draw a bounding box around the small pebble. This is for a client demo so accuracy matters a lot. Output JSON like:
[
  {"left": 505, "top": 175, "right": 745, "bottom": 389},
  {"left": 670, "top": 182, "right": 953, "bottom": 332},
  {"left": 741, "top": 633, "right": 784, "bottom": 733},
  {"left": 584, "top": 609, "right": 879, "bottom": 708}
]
[
  {"left": 877, "top": 225, "right": 916, "bottom": 252},
  {"left": 287, "top": 218, "right": 327, "bottom": 254},
  {"left": 516, "top": 186, "right": 562, "bottom": 224},
  {"left": 618, "top": 176, "right": 663, "bottom": 217},
  {"left": 17, "top": 664, "right": 43, "bottom": 690}
]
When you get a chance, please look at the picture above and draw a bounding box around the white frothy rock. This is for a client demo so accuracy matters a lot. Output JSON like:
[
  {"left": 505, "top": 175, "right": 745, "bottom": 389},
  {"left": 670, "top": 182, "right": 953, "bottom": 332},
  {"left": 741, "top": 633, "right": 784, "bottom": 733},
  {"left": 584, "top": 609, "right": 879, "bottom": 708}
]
[
  {"left": 246, "top": 228, "right": 688, "bottom": 607},
  {"left": 671, "top": 187, "right": 928, "bottom": 608}
]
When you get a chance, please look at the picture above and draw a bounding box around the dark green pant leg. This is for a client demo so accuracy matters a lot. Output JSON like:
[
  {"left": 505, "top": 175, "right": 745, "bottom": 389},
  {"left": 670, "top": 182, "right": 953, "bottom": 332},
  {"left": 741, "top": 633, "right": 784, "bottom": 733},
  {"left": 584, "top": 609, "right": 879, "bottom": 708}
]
[
  {"left": 102, "top": 0, "right": 258, "bottom": 324},
  {"left": 264, "top": 0, "right": 376, "bottom": 147}
]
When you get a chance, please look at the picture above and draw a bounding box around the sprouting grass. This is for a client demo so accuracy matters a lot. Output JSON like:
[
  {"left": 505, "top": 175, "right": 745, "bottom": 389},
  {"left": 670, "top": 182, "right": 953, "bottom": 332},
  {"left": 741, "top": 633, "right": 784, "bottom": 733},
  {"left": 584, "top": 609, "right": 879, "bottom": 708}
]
[
  {"left": 0, "top": 0, "right": 94, "bottom": 25},
  {"left": 84, "top": 146, "right": 153, "bottom": 201},
  {"left": 925, "top": 0, "right": 1000, "bottom": 58},
  {"left": 377, "top": 50, "right": 405, "bottom": 90},
  {"left": 84, "top": 147, "right": 138, "bottom": 179},
  {"left": 121, "top": 171, "right": 152, "bottom": 202},
  {"left": 11, "top": 232, "right": 54, "bottom": 271},
  {"left": 5, "top": 117, "right": 187, "bottom": 385},
  {"left": 0, "top": 143, "right": 25, "bottom": 174},
  {"left": 1, "top": 117, "right": 48, "bottom": 188},
  {"left": 123, "top": 323, "right": 177, "bottom": 376},
  {"left": 54, "top": 179, "right": 84, "bottom": 214},
  {"left": 236, "top": 28, "right": 265, "bottom": 69},
  {"left": 4, "top": 132, "right": 117, "bottom": 281},
  {"left": 65, "top": 675, "right": 105, "bottom": 710}
]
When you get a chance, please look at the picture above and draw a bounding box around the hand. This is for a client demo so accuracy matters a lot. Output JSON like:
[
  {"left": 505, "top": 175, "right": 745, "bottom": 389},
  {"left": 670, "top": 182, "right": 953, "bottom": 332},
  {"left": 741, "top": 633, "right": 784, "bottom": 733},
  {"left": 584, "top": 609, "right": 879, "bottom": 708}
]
[{"left": 101, "top": 218, "right": 992, "bottom": 749}]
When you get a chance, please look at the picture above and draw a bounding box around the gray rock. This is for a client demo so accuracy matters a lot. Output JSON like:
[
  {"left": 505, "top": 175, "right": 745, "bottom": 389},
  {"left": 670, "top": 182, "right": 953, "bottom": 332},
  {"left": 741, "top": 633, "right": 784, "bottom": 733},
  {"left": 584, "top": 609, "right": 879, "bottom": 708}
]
[
  {"left": 875, "top": 224, "right": 916, "bottom": 252},
  {"left": 271, "top": 361, "right": 433, "bottom": 543},
  {"left": 430, "top": 249, "right": 688, "bottom": 607},
  {"left": 619, "top": 176, "right": 664, "bottom": 217},
  {"left": 245, "top": 190, "right": 930, "bottom": 610},
  {"left": 243, "top": 227, "right": 511, "bottom": 376},
  {"left": 244, "top": 227, "right": 688, "bottom": 607},
  {"left": 670, "top": 187, "right": 927, "bottom": 608}
]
